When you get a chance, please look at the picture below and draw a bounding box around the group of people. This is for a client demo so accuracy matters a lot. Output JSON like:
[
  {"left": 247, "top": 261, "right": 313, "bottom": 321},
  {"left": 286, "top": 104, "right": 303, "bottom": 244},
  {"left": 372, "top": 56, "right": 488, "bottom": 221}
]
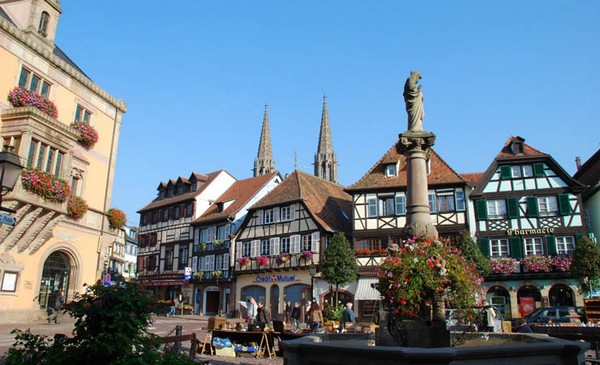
[{"left": 244, "top": 296, "right": 271, "bottom": 330}]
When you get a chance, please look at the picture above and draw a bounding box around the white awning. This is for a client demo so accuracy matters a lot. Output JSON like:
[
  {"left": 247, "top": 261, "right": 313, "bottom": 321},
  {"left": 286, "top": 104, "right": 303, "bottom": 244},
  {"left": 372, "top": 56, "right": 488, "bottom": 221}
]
[{"left": 355, "top": 277, "right": 381, "bottom": 300}]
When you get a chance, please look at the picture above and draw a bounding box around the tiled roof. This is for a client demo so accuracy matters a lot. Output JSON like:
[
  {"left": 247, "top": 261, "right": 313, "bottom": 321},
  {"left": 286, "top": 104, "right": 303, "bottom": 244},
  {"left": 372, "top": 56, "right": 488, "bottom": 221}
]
[
  {"left": 460, "top": 173, "right": 484, "bottom": 187},
  {"left": 138, "top": 170, "right": 226, "bottom": 212},
  {"left": 496, "top": 136, "right": 548, "bottom": 159},
  {"left": 346, "top": 140, "right": 466, "bottom": 191},
  {"left": 193, "top": 173, "right": 278, "bottom": 224},
  {"left": 252, "top": 170, "right": 352, "bottom": 234}
]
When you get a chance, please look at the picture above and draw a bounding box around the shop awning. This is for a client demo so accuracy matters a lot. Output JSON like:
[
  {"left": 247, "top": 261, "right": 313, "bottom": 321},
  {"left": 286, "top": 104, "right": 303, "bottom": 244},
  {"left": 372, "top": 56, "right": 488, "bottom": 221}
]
[{"left": 355, "top": 277, "right": 381, "bottom": 300}]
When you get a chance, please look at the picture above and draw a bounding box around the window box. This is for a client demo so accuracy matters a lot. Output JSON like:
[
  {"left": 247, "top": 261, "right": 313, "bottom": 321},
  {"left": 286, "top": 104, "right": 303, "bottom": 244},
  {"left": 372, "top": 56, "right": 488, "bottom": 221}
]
[
  {"left": 8, "top": 87, "right": 57, "bottom": 118},
  {"left": 20, "top": 167, "right": 69, "bottom": 203},
  {"left": 72, "top": 122, "right": 99, "bottom": 149}
]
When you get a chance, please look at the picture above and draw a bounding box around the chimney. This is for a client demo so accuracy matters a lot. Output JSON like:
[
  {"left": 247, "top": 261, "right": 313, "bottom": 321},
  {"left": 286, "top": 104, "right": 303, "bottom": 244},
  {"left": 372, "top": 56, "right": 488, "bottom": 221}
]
[{"left": 575, "top": 156, "right": 582, "bottom": 170}]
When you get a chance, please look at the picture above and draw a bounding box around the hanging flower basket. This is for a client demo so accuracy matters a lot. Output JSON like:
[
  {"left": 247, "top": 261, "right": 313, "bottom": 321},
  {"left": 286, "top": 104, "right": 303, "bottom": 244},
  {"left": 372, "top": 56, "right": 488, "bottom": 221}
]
[
  {"left": 67, "top": 194, "right": 88, "bottom": 220},
  {"left": 257, "top": 255, "right": 269, "bottom": 267},
  {"left": 72, "top": 122, "right": 99, "bottom": 149},
  {"left": 107, "top": 208, "right": 127, "bottom": 230},
  {"left": 8, "top": 87, "right": 58, "bottom": 118},
  {"left": 489, "top": 257, "right": 518, "bottom": 276},
  {"left": 20, "top": 167, "right": 70, "bottom": 203},
  {"left": 212, "top": 270, "right": 223, "bottom": 279}
]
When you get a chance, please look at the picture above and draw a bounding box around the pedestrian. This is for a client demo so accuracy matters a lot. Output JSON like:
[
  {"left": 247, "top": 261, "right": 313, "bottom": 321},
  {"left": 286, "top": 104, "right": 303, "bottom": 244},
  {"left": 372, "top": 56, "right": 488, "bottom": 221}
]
[
  {"left": 481, "top": 299, "right": 497, "bottom": 332},
  {"left": 247, "top": 296, "right": 258, "bottom": 324},
  {"left": 513, "top": 318, "right": 533, "bottom": 333},
  {"left": 308, "top": 302, "right": 323, "bottom": 332},
  {"left": 256, "top": 301, "right": 270, "bottom": 330},
  {"left": 167, "top": 299, "right": 176, "bottom": 317},
  {"left": 53, "top": 289, "right": 64, "bottom": 324},
  {"left": 341, "top": 302, "right": 356, "bottom": 332},
  {"left": 291, "top": 302, "right": 301, "bottom": 329}
]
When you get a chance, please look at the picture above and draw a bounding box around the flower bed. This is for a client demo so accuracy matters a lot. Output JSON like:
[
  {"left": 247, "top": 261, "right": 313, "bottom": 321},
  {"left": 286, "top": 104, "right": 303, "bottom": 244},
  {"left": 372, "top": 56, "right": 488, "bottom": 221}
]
[
  {"left": 489, "top": 257, "right": 518, "bottom": 276},
  {"left": 67, "top": 195, "right": 88, "bottom": 220},
  {"left": 72, "top": 122, "right": 99, "bottom": 149},
  {"left": 20, "top": 167, "right": 70, "bottom": 203},
  {"left": 107, "top": 208, "right": 126, "bottom": 230},
  {"left": 8, "top": 87, "right": 58, "bottom": 118}
]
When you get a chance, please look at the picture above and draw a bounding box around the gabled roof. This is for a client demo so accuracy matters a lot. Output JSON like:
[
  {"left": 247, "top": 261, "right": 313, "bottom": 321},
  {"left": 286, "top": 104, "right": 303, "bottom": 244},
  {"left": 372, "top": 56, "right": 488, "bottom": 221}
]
[
  {"left": 346, "top": 140, "right": 466, "bottom": 192},
  {"left": 574, "top": 148, "right": 600, "bottom": 199},
  {"left": 138, "top": 170, "right": 227, "bottom": 213},
  {"left": 470, "top": 136, "right": 585, "bottom": 197},
  {"left": 193, "top": 173, "right": 279, "bottom": 225},
  {"left": 251, "top": 170, "right": 352, "bottom": 234}
]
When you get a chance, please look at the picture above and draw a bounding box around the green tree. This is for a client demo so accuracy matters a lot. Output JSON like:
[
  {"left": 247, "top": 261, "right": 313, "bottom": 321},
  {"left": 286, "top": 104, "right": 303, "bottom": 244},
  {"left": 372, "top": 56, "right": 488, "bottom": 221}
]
[
  {"left": 320, "top": 233, "right": 358, "bottom": 305},
  {"left": 571, "top": 236, "right": 600, "bottom": 296},
  {"left": 455, "top": 231, "right": 491, "bottom": 276}
]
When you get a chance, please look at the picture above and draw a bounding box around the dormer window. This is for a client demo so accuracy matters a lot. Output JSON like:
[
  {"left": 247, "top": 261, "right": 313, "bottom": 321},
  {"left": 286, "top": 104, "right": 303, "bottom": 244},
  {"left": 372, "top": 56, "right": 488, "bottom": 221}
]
[
  {"left": 38, "top": 12, "right": 49, "bottom": 37},
  {"left": 511, "top": 140, "right": 524, "bottom": 154},
  {"left": 385, "top": 163, "right": 397, "bottom": 177}
]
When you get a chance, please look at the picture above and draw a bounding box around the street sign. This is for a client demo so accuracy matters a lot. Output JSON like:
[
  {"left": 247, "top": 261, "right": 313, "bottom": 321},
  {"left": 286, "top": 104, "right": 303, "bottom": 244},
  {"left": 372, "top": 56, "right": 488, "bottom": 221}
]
[
  {"left": 0, "top": 213, "right": 16, "bottom": 226},
  {"left": 183, "top": 267, "right": 192, "bottom": 281}
]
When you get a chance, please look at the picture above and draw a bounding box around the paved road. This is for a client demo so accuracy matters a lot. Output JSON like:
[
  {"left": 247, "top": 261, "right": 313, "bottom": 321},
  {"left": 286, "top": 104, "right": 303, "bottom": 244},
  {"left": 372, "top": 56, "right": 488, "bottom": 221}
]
[{"left": 0, "top": 315, "right": 284, "bottom": 365}]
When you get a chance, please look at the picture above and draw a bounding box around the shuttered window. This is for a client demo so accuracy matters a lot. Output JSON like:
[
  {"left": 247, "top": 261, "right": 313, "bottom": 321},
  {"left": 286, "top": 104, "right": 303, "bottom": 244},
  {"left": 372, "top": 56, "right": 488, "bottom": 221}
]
[{"left": 507, "top": 197, "right": 520, "bottom": 218}]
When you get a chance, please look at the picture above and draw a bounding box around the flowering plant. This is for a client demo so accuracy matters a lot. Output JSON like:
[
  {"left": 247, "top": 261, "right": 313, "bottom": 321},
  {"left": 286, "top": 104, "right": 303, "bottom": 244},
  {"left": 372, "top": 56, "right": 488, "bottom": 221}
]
[
  {"left": 72, "top": 122, "right": 99, "bottom": 149},
  {"left": 8, "top": 87, "right": 58, "bottom": 118},
  {"left": 376, "top": 237, "right": 482, "bottom": 318},
  {"left": 107, "top": 208, "right": 127, "bottom": 230},
  {"left": 355, "top": 248, "right": 388, "bottom": 256},
  {"left": 193, "top": 271, "right": 204, "bottom": 280},
  {"left": 212, "top": 270, "right": 223, "bottom": 279},
  {"left": 489, "top": 257, "right": 518, "bottom": 276},
  {"left": 256, "top": 255, "right": 269, "bottom": 266},
  {"left": 521, "top": 256, "right": 552, "bottom": 272},
  {"left": 67, "top": 195, "right": 88, "bottom": 220},
  {"left": 550, "top": 255, "right": 572, "bottom": 272},
  {"left": 275, "top": 253, "right": 291, "bottom": 265},
  {"left": 20, "top": 167, "right": 70, "bottom": 203},
  {"left": 302, "top": 251, "right": 313, "bottom": 261},
  {"left": 238, "top": 257, "right": 251, "bottom": 267}
]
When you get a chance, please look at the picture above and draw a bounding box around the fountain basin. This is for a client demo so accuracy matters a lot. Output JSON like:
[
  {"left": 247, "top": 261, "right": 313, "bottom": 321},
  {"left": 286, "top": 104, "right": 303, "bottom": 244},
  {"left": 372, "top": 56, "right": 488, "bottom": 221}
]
[{"left": 280, "top": 332, "right": 589, "bottom": 365}]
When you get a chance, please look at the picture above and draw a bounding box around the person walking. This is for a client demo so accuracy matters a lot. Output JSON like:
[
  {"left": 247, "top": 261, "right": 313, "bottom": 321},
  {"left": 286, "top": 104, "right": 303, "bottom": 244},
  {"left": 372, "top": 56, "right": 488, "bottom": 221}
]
[
  {"left": 291, "top": 302, "right": 301, "bottom": 329},
  {"left": 308, "top": 302, "right": 323, "bottom": 332},
  {"left": 341, "top": 302, "right": 356, "bottom": 332},
  {"left": 256, "top": 301, "right": 270, "bottom": 330},
  {"left": 247, "top": 296, "right": 258, "bottom": 324}
]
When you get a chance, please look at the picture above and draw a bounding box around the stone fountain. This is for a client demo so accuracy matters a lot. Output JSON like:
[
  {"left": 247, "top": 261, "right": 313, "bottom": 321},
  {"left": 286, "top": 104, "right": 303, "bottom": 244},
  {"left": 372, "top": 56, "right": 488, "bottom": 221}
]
[{"left": 280, "top": 71, "right": 589, "bottom": 364}]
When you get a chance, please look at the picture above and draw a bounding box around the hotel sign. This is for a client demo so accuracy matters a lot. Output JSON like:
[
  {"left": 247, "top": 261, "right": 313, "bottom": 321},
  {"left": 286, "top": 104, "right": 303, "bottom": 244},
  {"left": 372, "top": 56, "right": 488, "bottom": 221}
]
[
  {"left": 256, "top": 274, "right": 296, "bottom": 283},
  {"left": 506, "top": 228, "right": 555, "bottom": 236}
]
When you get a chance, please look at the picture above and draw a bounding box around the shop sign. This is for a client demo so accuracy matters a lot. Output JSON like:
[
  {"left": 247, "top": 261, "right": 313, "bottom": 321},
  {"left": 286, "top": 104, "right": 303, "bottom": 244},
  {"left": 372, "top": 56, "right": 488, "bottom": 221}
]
[
  {"left": 256, "top": 274, "right": 296, "bottom": 283},
  {"left": 506, "top": 227, "right": 555, "bottom": 236}
]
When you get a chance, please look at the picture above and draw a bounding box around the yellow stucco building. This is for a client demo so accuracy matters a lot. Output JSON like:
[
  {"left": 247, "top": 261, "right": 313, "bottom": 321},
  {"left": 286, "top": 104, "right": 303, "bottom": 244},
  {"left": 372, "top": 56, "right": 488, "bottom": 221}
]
[{"left": 0, "top": 0, "right": 125, "bottom": 323}]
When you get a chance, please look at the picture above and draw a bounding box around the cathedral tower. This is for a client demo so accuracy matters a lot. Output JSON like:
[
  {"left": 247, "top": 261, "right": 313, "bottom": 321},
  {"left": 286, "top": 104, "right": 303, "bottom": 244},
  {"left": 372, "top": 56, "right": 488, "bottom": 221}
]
[
  {"left": 314, "top": 95, "right": 338, "bottom": 183},
  {"left": 254, "top": 104, "right": 276, "bottom": 176}
]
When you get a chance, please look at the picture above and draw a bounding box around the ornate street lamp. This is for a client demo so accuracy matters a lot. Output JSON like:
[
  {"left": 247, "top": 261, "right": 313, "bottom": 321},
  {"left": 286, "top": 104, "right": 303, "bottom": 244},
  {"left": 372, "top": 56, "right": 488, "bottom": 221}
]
[{"left": 0, "top": 145, "right": 23, "bottom": 213}]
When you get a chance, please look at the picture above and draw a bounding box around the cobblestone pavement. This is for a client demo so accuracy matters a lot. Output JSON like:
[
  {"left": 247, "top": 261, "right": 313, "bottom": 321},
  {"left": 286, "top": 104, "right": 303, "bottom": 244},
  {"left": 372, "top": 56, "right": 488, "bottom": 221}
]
[{"left": 0, "top": 314, "right": 283, "bottom": 365}]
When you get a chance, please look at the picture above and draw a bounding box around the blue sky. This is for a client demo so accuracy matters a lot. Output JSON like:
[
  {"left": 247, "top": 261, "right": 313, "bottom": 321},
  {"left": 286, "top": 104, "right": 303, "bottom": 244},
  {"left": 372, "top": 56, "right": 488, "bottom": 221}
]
[{"left": 55, "top": 1, "right": 599, "bottom": 226}]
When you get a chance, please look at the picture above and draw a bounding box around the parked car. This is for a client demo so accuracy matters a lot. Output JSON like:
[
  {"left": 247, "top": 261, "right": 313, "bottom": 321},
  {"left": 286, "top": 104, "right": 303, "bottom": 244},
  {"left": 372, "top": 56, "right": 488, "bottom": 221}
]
[{"left": 523, "top": 306, "right": 585, "bottom": 324}]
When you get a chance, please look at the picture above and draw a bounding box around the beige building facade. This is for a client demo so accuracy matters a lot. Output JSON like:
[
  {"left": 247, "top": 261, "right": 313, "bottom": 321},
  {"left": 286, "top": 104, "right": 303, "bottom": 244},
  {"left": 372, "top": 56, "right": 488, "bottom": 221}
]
[{"left": 0, "top": 0, "right": 126, "bottom": 323}]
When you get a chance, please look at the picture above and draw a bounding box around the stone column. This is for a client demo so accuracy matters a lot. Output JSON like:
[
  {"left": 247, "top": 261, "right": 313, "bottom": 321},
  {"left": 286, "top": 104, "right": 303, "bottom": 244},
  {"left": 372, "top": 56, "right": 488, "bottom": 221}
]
[{"left": 398, "top": 131, "right": 438, "bottom": 240}]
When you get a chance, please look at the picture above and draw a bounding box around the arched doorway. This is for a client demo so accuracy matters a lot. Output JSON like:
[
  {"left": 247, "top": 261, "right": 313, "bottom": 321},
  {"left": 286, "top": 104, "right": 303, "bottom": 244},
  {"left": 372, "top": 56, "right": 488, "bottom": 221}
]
[
  {"left": 38, "top": 251, "right": 71, "bottom": 308},
  {"left": 486, "top": 286, "right": 511, "bottom": 318},
  {"left": 549, "top": 284, "right": 575, "bottom": 306},
  {"left": 517, "top": 285, "right": 542, "bottom": 317}
]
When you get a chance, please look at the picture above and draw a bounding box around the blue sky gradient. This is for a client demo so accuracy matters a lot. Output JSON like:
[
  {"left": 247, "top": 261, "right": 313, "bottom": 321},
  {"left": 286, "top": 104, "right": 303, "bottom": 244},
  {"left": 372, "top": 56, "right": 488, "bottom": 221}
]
[{"left": 55, "top": 1, "right": 599, "bottom": 225}]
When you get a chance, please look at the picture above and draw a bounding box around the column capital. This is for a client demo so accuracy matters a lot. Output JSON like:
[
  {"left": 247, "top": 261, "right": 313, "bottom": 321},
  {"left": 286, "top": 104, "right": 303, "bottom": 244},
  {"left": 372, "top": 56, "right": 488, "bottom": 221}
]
[{"left": 398, "top": 131, "right": 436, "bottom": 154}]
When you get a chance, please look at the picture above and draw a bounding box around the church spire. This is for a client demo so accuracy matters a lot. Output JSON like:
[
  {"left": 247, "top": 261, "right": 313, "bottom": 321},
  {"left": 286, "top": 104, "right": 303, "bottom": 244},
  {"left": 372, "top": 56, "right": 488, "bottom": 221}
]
[
  {"left": 254, "top": 103, "right": 276, "bottom": 177},
  {"left": 314, "top": 95, "right": 338, "bottom": 183}
]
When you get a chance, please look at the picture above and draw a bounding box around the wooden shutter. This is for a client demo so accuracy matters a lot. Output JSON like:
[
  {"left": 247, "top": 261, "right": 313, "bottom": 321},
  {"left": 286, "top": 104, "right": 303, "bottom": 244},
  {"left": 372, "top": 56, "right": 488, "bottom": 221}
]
[
  {"left": 479, "top": 238, "right": 491, "bottom": 257},
  {"left": 545, "top": 236, "right": 557, "bottom": 256},
  {"left": 368, "top": 199, "right": 377, "bottom": 217},
  {"left": 257, "top": 210, "right": 264, "bottom": 224},
  {"left": 395, "top": 195, "right": 406, "bottom": 215},
  {"left": 290, "top": 235, "right": 301, "bottom": 254},
  {"left": 290, "top": 205, "right": 296, "bottom": 220},
  {"left": 311, "top": 232, "right": 320, "bottom": 252},
  {"left": 507, "top": 197, "right": 520, "bottom": 218},
  {"left": 475, "top": 199, "right": 488, "bottom": 220},
  {"left": 271, "top": 237, "right": 280, "bottom": 255},
  {"left": 236, "top": 241, "right": 242, "bottom": 259},
  {"left": 533, "top": 163, "right": 545, "bottom": 177},
  {"left": 192, "top": 256, "right": 198, "bottom": 271},
  {"left": 509, "top": 237, "right": 523, "bottom": 259},
  {"left": 558, "top": 194, "right": 572, "bottom": 216},
  {"left": 500, "top": 165, "right": 512, "bottom": 179},
  {"left": 251, "top": 240, "right": 259, "bottom": 257},
  {"left": 526, "top": 196, "right": 539, "bottom": 217},
  {"left": 273, "top": 207, "right": 280, "bottom": 222}
]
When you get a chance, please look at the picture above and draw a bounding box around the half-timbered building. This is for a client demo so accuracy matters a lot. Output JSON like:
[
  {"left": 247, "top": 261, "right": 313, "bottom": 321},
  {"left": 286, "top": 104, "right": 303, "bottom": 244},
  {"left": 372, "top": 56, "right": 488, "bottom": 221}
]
[
  {"left": 345, "top": 139, "right": 471, "bottom": 320},
  {"left": 472, "top": 136, "right": 588, "bottom": 319},
  {"left": 233, "top": 170, "right": 352, "bottom": 320},
  {"left": 574, "top": 148, "right": 600, "bottom": 243},
  {"left": 136, "top": 170, "right": 236, "bottom": 305},
  {"left": 190, "top": 172, "right": 281, "bottom": 316}
]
